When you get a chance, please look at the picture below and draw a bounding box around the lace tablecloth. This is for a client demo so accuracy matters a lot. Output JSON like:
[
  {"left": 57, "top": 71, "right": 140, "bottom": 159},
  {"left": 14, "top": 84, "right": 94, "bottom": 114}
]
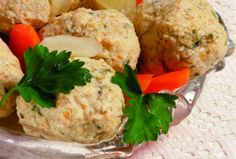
[{"left": 129, "top": 0, "right": 236, "bottom": 159}]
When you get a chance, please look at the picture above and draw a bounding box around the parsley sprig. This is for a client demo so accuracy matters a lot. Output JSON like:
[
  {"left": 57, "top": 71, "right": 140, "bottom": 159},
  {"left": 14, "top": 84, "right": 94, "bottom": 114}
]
[
  {"left": 0, "top": 45, "right": 92, "bottom": 108},
  {"left": 112, "top": 65, "right": 178, "bottom": 144}
]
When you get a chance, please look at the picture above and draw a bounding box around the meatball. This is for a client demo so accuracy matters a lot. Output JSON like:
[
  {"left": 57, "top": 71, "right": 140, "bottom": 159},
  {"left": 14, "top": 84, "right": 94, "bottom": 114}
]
[
  {"left": 39, "top": 8, "right": 140, "bottom": 72},
  {"left": 16, "top": 58, "right": 124, "bottom": 144},
  {"left": 0, "top": 39, "right": 23, "bottom": 118},
  {"left": 0, "top": 0, "right": 50, "bottom": 33},
  {"left": 133, "top": 0, "right": 228, "bottom": 77}
]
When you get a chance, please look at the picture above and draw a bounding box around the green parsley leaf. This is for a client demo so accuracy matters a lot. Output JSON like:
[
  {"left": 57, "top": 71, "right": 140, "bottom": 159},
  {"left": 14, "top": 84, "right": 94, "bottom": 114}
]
[
  {"left": 0, "top": 45, "right": 92, "bottom": 108},
  {"left": 146, "top": 93, "right": 177, "bottom": 134},
  {"left": 123, "top": 97, "right": 161, "bottom": 144},
  {"left": 112, "top": 65, "right": 177, "bottom": 144},
  {"left": 111, "top": 65, "right": 142, "bottom": 98},
  {"left": 17, "top": 86, "right": 55, "bottom": 108}
]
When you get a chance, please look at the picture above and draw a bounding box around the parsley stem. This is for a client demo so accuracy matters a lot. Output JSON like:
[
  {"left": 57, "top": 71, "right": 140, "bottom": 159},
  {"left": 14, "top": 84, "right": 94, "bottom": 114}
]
[{"left": 0, "top": 86, "right": 18, "bottom": 107}]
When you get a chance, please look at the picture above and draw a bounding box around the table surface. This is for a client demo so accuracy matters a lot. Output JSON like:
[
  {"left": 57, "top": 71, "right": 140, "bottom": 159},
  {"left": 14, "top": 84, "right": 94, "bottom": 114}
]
[{"left": 129, "top": 0, "right": 236, "bottom": 159}]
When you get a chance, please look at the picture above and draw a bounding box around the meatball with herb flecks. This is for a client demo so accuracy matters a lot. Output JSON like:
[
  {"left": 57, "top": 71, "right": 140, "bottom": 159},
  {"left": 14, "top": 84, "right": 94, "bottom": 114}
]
[
  {"left": 39, "top": 8, "right": 140, "bottom": 72},
  {"left": 0, "top": 39, "right": 23, "bottom": 118},
  {"left": 133, "top": 0, "right": 228, "bottom": 77},
  {"left": 0, "top": 0, "right": 50, "bottom": 33},
  {"left": 16, "top": 58, "right": 124, "bottom": 144}
]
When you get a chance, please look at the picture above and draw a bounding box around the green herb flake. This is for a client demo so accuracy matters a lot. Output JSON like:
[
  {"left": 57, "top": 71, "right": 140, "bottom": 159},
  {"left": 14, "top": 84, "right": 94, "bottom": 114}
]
[
  {"left": 32, "top": 105, "right": 42, "bottom": 116},
  {"left": 206, "top": 33, "right": 214, "bottom": 43},
  {"left": 193, "top": 40, "right": 201, "bottom": 48}
]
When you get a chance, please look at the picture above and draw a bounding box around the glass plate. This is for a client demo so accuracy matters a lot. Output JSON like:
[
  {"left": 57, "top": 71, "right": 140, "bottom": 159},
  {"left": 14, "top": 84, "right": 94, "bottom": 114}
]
[{"left": 0, "top": 8, "right": 234, "bottom": 159}]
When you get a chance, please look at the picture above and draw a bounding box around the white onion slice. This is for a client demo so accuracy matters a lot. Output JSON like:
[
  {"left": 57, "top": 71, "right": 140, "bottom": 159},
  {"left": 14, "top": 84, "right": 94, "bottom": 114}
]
[{"left": 40, "top": 35, "right": 102, "bottom": 58}]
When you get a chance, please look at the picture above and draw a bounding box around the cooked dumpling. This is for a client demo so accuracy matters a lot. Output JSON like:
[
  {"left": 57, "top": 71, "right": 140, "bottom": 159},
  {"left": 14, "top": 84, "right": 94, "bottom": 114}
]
[
  {"left": 0, "top": 0, "right": 50, "bottom": 33},
  {"left": 16, "top": 58, "right": 124, "bottom": 144},
  {"left": 0, "top": 39, "right": 23, "bottom": 118},
  {"left": 39, "top": 8, "right": 140, "bottom": 72},
  {"left": 133, "top": 0, "right": 228, "bottom": 77}
]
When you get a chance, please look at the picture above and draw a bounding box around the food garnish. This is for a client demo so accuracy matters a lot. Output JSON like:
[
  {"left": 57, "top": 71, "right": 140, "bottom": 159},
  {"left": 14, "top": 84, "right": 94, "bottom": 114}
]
[
  {"left": 112, "top": 65, "right": 178, "bottom": 144},
  {"left": 9, "top": 24, "right": 41, "bottom": 71},
  {"left": 0, "top": 45, "right": 92, "bottom": 108}
]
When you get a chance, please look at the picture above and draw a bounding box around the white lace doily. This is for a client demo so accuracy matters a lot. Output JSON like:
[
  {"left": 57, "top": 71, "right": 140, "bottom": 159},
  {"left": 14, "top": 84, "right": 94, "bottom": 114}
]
[{"left": 129, "top": 0, "right": 236, "bottom": 159}]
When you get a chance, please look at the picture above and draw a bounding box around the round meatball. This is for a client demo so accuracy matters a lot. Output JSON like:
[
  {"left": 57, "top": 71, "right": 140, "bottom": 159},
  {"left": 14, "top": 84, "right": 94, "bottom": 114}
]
[
  {"left": 16, "top": 58, "right": 124, "bottom": 144},
  {"left": 0, "top": 39, "right": 23, "bottom": 118},
  {"left": 133, "top": 0, "right": 228, "bottom": 77},
  {"left": 39, "top": 8, "right": 140, "bottom": 72},
  {"left": 0, "top": 0, "right": 50, "bottom": 33}
]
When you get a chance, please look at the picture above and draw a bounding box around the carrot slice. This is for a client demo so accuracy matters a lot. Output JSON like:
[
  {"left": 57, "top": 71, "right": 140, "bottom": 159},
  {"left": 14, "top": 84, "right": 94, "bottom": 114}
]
[
  {"left": 136, "top": 0, "right": 142, "bottom": 6},
  {"left": 9, "top": 24, "right": 40, "bottom": 72},
  {"left": 144, "top": 69, "right": 190, "bottom": 94},
  {"left": 137, "top": 74, "right": 154, "bottom": 92}
]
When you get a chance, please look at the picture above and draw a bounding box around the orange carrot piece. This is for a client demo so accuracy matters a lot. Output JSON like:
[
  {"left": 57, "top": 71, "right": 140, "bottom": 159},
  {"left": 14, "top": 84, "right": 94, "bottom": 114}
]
[
  {"left": 137, "top": 74, "right": 154, "bottom": 92},
  {"left": 136, "top": 0, "right": 143, "bottom": 6},
  {"left": 9, "top": 24, "right": 40, "bottom": 72},
  {"left": 144, "top": 69, "right": 190, "bottom": 94}
]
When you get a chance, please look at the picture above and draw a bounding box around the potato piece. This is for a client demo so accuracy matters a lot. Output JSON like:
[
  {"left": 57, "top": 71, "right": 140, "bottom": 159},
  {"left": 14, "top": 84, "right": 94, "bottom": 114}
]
[
  {"left": 92, "top": 0, "right": 136, "bottom": 15},
  {"left": 40, "top": 35, "right": 103, "bottom": 58},
  {"left": 49, "top": 0, "right": 72, "bottom": 17},
  {"left": 49, "top": 0, "right": 92, "bottom": 17}
]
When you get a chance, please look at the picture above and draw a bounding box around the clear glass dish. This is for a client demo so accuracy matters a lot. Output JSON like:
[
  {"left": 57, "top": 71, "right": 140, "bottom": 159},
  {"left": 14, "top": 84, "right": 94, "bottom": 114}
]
[{"left": 0, "top": 9, "right": 234, "bottom": 159}]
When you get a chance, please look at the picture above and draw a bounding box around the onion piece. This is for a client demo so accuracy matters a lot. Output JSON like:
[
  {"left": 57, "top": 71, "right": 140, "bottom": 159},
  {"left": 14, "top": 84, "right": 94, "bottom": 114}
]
[{"left": 40, "top": 35, "right": 102, "bottom": 58}]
